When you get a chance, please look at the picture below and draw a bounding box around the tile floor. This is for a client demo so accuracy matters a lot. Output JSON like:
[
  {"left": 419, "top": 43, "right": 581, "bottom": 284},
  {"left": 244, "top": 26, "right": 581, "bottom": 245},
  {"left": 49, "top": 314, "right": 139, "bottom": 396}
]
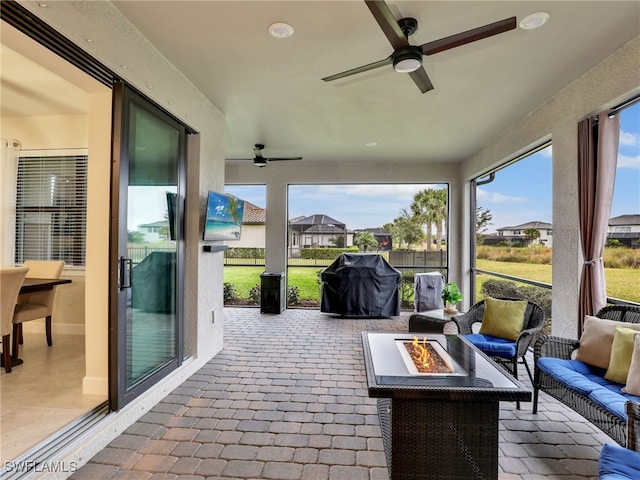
[
  {"left": 1, "top": 332, "right": 106, "bottom": 463},
  {"left": 69, "top": 307, "right": 612, "bottom": 480}
]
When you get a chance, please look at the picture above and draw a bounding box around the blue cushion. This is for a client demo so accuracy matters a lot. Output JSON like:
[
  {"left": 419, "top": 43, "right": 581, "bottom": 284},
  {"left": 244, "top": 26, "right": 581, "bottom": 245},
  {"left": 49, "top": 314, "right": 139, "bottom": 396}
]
[
  {"left": 465, "top": 333, "right": 516, "bottom": 358},
  {"left": 599, "top": 443, "right": 640, "bottom": 479},
  {"left": 537, "top": 358, "right": 606, "bottom": 396},
  {"left": 589, "top": 386, "right": 640, "bottom": 420},
  {"left": 537, "top": 358, "right": 640, "bottom": 418}
]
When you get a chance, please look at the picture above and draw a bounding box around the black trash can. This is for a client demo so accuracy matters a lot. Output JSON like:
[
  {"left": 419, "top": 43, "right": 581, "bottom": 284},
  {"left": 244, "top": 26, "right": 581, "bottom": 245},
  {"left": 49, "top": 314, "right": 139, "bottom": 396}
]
[{"left": 260, "top": 272, "right": 285, "bottom": 313}]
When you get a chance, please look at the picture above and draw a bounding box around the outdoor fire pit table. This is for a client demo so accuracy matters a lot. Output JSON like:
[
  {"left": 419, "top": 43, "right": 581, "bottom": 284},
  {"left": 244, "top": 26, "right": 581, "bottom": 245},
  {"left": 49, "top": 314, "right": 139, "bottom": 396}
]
[{"left": 361, "top": 332, "right": 531, "bottom": 480}]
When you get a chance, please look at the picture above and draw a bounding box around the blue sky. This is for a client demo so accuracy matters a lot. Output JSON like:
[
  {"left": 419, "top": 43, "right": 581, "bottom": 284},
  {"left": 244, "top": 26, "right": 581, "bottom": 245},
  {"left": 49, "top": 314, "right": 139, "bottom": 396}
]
[{"left": 227, "top": 104, "right": 639, "bottom": 233}]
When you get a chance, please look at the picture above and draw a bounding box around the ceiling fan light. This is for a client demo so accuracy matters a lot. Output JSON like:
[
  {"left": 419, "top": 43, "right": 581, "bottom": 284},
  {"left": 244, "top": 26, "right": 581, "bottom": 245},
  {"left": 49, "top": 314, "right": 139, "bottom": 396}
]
[{"left": 392, "top": 48, "right": 423, "bottom": 73}]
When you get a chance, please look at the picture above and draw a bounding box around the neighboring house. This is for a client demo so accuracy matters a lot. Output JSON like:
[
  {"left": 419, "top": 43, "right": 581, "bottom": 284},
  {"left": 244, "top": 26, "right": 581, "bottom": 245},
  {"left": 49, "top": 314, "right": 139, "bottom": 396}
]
[
  {"left": 288, "top": 214, "right": 353, "bottom": 257},
  {"left": 138, "top": 220, "right": 169, "bottom": 242},
  {"left": 608, "top": 214, "right": 640, "bottom": 247},
  {"left": 483, "top": 221, "right": 554, "bottom": 247}
]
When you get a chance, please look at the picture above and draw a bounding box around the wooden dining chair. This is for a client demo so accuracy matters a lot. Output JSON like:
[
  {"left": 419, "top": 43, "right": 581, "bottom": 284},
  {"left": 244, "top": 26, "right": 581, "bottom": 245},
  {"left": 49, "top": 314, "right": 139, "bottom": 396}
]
[
  {"left": 12, "top": 260, "right": 65, "bottom": 358},
  {"left": 1, "top": 267, "right": 29, "bottom": 373}
]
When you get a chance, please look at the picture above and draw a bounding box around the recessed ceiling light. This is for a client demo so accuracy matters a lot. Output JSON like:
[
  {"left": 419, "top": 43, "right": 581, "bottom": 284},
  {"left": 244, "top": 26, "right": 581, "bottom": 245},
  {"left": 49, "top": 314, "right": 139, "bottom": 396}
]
[
  {"left": 366, "top": 142, "right": 378, "bottom": 147},
  {"left": 85, "top": 38, "right": 94, "bottom": 43},
  {"left": 38, "top": 3, "right": 48, "bottom": 7},
  {"left": 269, "top": 22, "right": 294, "bottom": 39},
  {"left": 519, "top": 12, "right": 550, "bottom": 30}
]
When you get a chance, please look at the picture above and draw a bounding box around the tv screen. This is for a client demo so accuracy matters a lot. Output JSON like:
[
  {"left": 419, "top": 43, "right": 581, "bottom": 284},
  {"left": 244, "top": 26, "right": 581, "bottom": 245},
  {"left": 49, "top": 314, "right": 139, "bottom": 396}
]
[{"left": 203, "top": 191, "right": 244, "bottom": 241}]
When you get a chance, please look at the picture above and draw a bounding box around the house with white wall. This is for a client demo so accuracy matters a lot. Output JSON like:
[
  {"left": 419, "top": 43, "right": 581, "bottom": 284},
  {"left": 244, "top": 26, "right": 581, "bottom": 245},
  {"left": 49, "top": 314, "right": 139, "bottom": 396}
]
[
  {"left": 493, "top": 221, "right": 554, "bottom": 247},
  {"left": 608, "top": 214, "right": 640, "bottom": 247}
]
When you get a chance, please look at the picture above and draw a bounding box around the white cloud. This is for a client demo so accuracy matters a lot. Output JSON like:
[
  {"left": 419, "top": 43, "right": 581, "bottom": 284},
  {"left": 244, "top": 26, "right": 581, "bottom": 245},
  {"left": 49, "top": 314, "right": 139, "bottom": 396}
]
[
  {"left": 619, "top": 130, "right": 640, "bottom": 147},
  {"left": 476, "top": 188, "right": 526, "bottom": 203},
  {"left": 617, "top": 154, "right": 640, "bottom": 169},
  {"left": 290, "top": 183, "right": 445, "bottom": 202},
  {"left": 540, "top": 145, "right": 552, "bottom": 157}
]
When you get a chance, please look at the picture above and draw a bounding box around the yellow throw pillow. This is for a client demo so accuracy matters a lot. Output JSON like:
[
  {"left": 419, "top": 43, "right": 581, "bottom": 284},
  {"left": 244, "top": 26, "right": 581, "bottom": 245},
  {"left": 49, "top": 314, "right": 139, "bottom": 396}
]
[
  {"left": 623, "top": 333, "right": 640, "bottom": 396},
  {"left": 576, "top": 316, "right": 640, "bottom": 369},
  {"left": 478, "top": 297, "right": 528, "bottom": 341},
  {"left": 605, "top": 326, "right": 638, "bottom": 384}
]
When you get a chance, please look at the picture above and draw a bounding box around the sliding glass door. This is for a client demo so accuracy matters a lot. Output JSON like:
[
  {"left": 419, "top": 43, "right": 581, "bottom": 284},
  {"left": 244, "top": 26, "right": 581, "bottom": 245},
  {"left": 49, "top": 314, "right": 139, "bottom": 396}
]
[{"left": 110, "top": 83, "right": 186, "bottom": 409}]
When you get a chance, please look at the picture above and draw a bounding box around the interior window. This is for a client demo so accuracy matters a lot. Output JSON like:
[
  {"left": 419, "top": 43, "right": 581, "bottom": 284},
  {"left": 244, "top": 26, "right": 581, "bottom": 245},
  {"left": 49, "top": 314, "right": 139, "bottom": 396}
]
[{"left": 15, "top": 151, "right": 87, "bottom": 267}]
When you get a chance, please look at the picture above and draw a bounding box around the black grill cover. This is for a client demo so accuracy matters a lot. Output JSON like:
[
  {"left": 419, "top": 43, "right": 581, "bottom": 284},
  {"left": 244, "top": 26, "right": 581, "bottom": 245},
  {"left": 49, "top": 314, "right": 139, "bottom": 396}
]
[{"left": 320, "top": 253, "right": 401, "bottom": 317}]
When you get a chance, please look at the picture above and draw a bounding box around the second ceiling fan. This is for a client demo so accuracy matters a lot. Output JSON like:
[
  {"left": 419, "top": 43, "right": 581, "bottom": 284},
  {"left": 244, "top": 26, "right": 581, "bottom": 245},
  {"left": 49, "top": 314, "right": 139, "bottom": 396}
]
[
  {"left": 322, "top": 0, "right": 517, "bottom": 93},
  {"left": 232, "top": 144, "right": 302, "bottom": 167}
]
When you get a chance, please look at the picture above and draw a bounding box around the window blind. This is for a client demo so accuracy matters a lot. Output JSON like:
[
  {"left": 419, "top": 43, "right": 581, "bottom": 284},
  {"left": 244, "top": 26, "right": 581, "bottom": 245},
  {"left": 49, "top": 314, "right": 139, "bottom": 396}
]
[{"left": 15, "top": 153, "right": 88, "bottom": 267}]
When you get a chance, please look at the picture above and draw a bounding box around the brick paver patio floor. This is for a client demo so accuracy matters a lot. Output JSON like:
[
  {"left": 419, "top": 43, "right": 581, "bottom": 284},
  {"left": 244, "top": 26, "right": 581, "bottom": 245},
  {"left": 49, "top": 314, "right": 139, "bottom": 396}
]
[{"left": 70, "top": 307, "right": 612, "bottom": 480}]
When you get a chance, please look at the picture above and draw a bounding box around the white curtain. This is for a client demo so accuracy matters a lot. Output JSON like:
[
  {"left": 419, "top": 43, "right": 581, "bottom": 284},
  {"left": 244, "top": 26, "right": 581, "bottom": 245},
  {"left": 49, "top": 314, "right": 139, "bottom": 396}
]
[{"left": 1, "top": 138, "right": 21, "bottom": 267}]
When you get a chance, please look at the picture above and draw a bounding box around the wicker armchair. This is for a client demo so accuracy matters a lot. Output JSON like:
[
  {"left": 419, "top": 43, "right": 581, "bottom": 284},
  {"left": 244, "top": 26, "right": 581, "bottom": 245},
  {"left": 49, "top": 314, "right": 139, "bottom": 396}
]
[{"left": 452, "top": 297, "right": 545, "bottom": 384}]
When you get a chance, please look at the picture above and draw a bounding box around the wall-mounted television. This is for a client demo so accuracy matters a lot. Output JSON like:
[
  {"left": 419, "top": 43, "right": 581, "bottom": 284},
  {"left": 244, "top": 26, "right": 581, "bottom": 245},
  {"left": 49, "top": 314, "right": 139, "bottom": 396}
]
[{"left": 203, "top": 191, "right": 244, "bottom": 241}]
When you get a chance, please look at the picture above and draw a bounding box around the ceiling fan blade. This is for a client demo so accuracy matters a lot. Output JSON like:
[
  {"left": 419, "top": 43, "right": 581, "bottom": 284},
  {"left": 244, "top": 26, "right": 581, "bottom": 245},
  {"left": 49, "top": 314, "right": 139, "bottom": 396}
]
[
  {"left": 421, "top": 17, "right": 517, "bottom": 56},
  {"left": 408, "top": 67, "right": 434, "bottom": 94},
  {"left": 322, "top": 56, "right": 392, "bottom": 82},
  {"left": 365, "top": 0, "right": 410, "bottom": 50},
  {"left": 266, "top": 157, "right": 303, "bottom": 162}
]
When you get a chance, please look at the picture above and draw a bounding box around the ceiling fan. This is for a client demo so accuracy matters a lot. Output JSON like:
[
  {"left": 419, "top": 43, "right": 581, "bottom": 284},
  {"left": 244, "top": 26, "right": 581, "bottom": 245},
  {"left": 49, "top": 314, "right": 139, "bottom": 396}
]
[
  {"left": 322, "top": 0, "right": 517, "bottom": 93},
  {"left": 231, "top": 144, "right": 303, "bottom": 167}
]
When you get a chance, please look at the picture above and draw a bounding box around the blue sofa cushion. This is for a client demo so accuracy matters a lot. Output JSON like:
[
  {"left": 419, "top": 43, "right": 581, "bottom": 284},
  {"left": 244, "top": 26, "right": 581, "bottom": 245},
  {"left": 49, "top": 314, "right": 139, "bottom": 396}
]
[
  {"left": 599, "top": 443, "right": 640, "bottom": 479},
  {"left": 537, "top": 358, "right": 640, "bottom": 419},
  {"left": 538, "top": 358, "right": 608, "bottom": 396},
  {"left": 465, "top": 334, "right": 516, "bottom": 358}
]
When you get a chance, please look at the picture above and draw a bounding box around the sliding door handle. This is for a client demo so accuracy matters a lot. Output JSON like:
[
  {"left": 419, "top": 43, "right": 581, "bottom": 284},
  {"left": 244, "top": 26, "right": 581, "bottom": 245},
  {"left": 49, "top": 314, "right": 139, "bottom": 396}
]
[{"left": 119, "top": 256, "right": 133, "bottom": 291}]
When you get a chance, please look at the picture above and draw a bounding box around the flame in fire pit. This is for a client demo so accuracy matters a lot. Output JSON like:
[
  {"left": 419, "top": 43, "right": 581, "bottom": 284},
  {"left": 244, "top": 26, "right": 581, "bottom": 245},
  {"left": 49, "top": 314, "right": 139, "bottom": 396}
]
[
  {"left": 398, "top": 337, "right": 459, "bottom": 375},
  {"left": 412, "top": 336, "right": 432, "bottom": 368}
]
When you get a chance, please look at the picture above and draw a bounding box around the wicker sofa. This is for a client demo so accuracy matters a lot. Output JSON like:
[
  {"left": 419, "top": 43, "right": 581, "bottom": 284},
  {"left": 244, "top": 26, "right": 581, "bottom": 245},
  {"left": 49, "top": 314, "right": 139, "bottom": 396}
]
[{"left": 533, "top": 305, "right": 640, "bottom": 446}]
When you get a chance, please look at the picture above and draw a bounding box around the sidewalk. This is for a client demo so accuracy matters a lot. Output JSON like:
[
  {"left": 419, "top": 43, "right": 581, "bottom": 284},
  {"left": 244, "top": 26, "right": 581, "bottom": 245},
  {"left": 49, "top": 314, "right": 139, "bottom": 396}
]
[{"left": 70, "top": 307, "right": 611, "bottom": 479}]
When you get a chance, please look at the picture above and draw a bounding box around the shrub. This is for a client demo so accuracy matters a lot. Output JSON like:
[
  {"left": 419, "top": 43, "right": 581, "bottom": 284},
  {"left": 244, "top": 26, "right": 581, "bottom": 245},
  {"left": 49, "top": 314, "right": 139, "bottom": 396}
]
[
  {"left": 223, "top": 282, "right": 238, "bottom": 301},
  {"left": 399, "top": 271, "right": 415, "bottom": 308},
  {"left": 287, "top": 286, "right": 300, "bottom": 305},
  {"left": 300, "top": 247, "right": 358, "bottom": 260},
  {"left": 226, "top": 247, "right": 265, "bottom": 259},
  {"left": 481, "top": 279, "right": 552, "bottom": 334},
  {"left": 249, "top": 284, "right": 261, "bottom": 303}
]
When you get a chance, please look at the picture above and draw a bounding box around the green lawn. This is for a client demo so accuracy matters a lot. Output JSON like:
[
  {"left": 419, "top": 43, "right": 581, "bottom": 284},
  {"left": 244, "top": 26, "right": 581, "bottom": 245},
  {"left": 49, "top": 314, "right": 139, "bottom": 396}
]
[
  {"left": 224, "top": 266, "right": 323, "bottom": 300},
  {"left": 225, "top": 260, "right": 639, "bottom": 303},
  {"left": 476, "top": 259, "right": 639, "bottom": 303}
]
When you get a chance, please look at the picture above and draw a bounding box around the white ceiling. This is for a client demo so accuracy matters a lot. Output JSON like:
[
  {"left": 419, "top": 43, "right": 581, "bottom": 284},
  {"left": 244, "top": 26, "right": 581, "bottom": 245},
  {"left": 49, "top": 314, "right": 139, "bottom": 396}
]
[{"left": 3, "top": 1, "right": 639, "bottom": 166}]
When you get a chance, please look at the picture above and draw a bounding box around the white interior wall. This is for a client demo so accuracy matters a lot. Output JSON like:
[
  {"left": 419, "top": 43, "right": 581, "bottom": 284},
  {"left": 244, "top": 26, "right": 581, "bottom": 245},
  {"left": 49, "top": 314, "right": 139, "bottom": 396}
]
[{"left": 1, "top": 115, "right": 89, "bottom": 332}]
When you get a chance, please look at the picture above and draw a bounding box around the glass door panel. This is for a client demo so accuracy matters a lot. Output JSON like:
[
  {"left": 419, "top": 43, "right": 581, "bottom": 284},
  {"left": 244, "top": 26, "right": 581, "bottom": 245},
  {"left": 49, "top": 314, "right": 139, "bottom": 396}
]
[
  {"left": 126, "top": 101, "right": 178, "bottom": 387},
  {"left": 111, "top": 84, "right": 185, "bottom": 408}
]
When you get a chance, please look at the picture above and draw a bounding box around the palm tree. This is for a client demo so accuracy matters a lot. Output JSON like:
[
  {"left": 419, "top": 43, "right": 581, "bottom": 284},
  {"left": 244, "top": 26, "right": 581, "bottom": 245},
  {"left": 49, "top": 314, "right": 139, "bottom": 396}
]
[
  {"left": 354, "top": 231, "right": 379, "bottom": 252},
  {"left": 411, "top": 188, "right": 447, "bottom": 251},
  {"left": 524, "top": 227, "right": 541, "bottom": 246}
]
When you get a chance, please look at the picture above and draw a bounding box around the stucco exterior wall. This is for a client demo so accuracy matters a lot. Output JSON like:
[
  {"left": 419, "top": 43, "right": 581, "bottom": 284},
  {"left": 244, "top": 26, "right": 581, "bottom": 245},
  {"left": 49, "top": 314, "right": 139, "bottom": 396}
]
[{"left": 462, "top": 36, "right": 640, "bottom": 338}]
